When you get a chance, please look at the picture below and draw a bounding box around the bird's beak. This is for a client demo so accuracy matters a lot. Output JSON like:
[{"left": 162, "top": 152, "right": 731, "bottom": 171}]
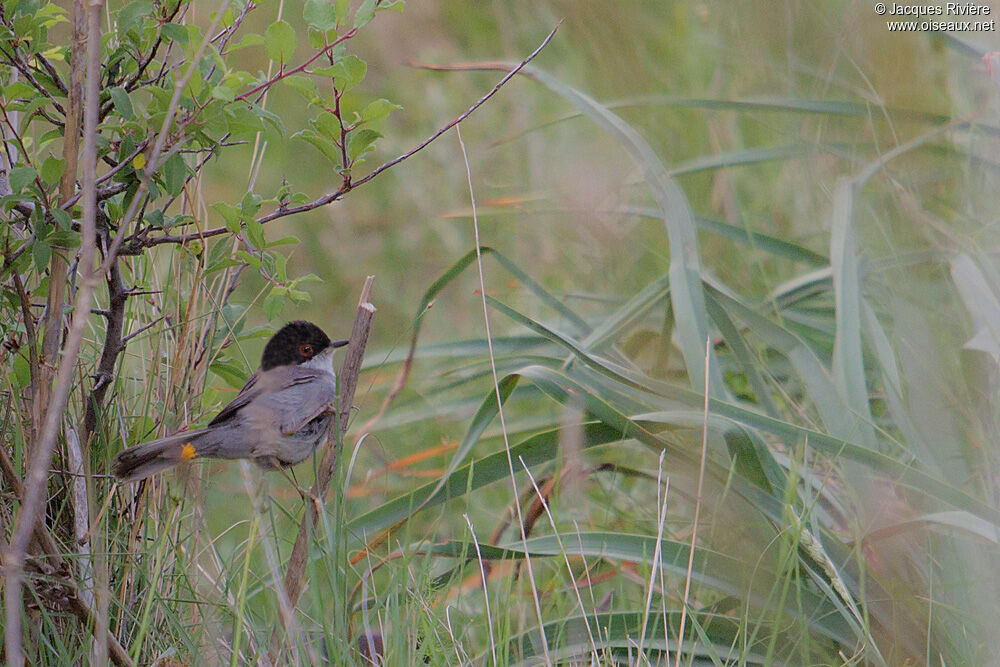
[{"left": 332, "top": 339, "right": 350, "bottom": 349}]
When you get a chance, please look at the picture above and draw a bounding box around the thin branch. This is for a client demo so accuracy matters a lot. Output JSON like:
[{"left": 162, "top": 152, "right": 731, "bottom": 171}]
[
  {"left": 234, "top": 29, "right": 357, "bottom": 103},
  {"left": 271, "top": 277, "right": 375, "bottom": 660},
  {"left": 83, "top": 232, "right": 126, "bottom": 441},
  {"left": 143, "top": 23, "right": 562, "bottom": 248},
  {"left": 0, "top": 44, "right": 68, "bottom": 115},
  {"left": 120, "top": 0, "right": 184, "bottom": 94},
  {"left": 10, "top": 271, "right": 39, "bottom": 384}
]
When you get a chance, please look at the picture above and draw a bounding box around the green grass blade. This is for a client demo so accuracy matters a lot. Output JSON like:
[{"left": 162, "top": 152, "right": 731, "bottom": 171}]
[{"left": 520, "top": 65, "right": 724, "bottom": 395}]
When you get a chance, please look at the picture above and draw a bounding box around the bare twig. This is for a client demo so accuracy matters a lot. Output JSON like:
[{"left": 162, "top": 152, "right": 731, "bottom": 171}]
[
  {"left": 84, "top": 232, "right": 127, "bottom": 440},
  {"left": 234, "top": 29, "right": 357, "bottom": 103},
  {"left": 144, "top": 23, "right": 561, "bottom": 248},
  {"left": 10, "top": 271, "right": 39, "bottom": 388},
  {"left": 65, "top": 428, "right": 93, "bottom": 607},
  {"left": 271, "top": 277, "right": 375, "bottom": 659},
  {"left": 4, "top": 0, "right": 104, "bottom": 662}
]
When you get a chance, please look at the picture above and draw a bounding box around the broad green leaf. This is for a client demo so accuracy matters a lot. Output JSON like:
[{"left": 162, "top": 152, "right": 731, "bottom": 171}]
[
  {"left": 304, "top": 0, "right": 338, "bottom": 31},
  {"left": 117, "top": 0, "right": 153, "bottom": 36},
  {"left": 213, "top": 202, "right": 242, "bottom": 233},
  {"left": 336, "top": 0, "right": 351, "bottom": 25},
  {"left": 265, "top": 20, "right": 296, "bottom": 63},
  {"left": 347, "top": 128, "right": 381, "bottom": 161},
  {"left": 50, "top": 208, "right": 71, "bottom": 230},
  {"left": 354, "top": 0, "right": 377, "bottom": 28},
  {"left": 32, "top": 239, "right": 51, "bottom": 270},
  {"left": 108, "top": 86, "right": 134, "bottom": 120},
  {"left": 209, "top": 360, "right": 249, "bottom": 389},
  {"left": 40, "top": 155, "right": 64, "bottom": 185},
  {"left": 4, "top": 81, "right": 36, "bottom": 99},
  {"left": 263, "top": 289, "right": 285, "bottom": 320},
  {"left": 360, "top": 98, "right": 401, "bottom": 123},
  {"left": 332, "top": 54, "right": 366, "bottom": 92},
  {"left": 160, "top": 22, "right": 188, "bottom": 44},
  {"left": 162, "top": 153, "right": 187, "bottom": 196},
  {"left": 282, "top": 74, "right": 321, "bottom": 102},
  {"left": 9, "top": 166, "right": 36, "bottom": 194},
  {"left": 294, "top": 129, "right": 342, "bottom": 165},
  {"left": 211, "top": 85, "right": 235, "bottom": 102}
]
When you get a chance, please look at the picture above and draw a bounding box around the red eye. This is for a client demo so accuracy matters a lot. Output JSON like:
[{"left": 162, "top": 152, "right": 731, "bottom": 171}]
[{"left": 298, "top": 343, "right": 314, "bottom": 357}]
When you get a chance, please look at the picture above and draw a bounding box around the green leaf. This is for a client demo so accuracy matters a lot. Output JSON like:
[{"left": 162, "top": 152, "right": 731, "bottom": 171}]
[
  {"left": 264, "top": 20, "right": 296, "bottom": 63},
  {"left": 162, "top": 153, "right": 187, "bottom": 196},
  {"left": 12, "top": 354, "right": 30, "bottom": 389},
  {"left": 144, "top": 209, "right": 164, "bottom": 229},
  {"left": 360, "top": 98, "right": 401, "bottom": 124},
  {"left": 51, "top": 208, "right": 72, "bottom": 230},
  {"left": 108, "top": 86, "right": 134, "bottom": 119},
  {"left": 213, "top": 202, "right": 242, "bottom": 233},
  {"left": 336, "top": 0, "right": 351, "bottom": 25},
  {"left": 354, "top": 0, "right": 377, "bottom": 28},
  {"left": 4, "top": 81, "right": 36, "bottom": 100},
  {"left": 117, "top": 0, "right": 153, "bottom": 35},
  {"left": 263, "top": 289, "right": 285, "bottom": 320},
  {"left": 282, "top": 74, "right": 321, "bottom": 102},
  {"left": 294, "top": 129, "right": 342, "bottom": 165},
  {"left": 331, "top": 54, "right": 366, "bottom": 92},
  {"left": 224, "top": 103, "right": 264, "bottom": 137},
  {"left": 47, "top": 229, "right": 80, "bottom": 249},
  {"left": 313, "top": 111, "right": 342, "bottom": 140},
  {"left": 211, "top": 85, "right": 235, "bottom": 102},
  {"left": 347, "top": 128, "right": 381, "bottom": 161},
  {"left": 9, "top": 166, "right": 36, "bottom": 194},
  {"left": 40, "top": 156, "right": 64, "bottom": 185},
  {"left": 160, "top": 22, "right": 188, "bottom": 44},
  {"left": 209, "top": 360, "right": 249, "bottom": 389},
  {"left": 240, "top": 192, "right": 262, "bottom": 217},
  {"left": 32, "top": 239, "right": 51, "bottom": 271},
  {"left": 304, "top": 0, "right": 338, "bottom": 31},
  {"left": 231, "top": 33, "right": 265, "bottom": 51},
  {"left": 244, "top": 218, "right": 265, "bottom": 248}
]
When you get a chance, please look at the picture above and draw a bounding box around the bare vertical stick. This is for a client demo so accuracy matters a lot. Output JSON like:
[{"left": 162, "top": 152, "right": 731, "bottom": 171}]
[
  {"left": 272, "top": 277, "right": 375, "bottom": 657},
  {"left": 66, "top": 428, "right": 93, "bottom": 610},
  {"left": 31, "top": 0, "right": 84, "bottom": 436},
  {"left": 3, "top": 0, "right": 104, "bottom": 663}
]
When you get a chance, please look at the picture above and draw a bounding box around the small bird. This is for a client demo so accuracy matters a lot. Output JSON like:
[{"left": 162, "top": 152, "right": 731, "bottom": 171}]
[{"left": 113, "top": 320, "right": 349, "bottom": 483}]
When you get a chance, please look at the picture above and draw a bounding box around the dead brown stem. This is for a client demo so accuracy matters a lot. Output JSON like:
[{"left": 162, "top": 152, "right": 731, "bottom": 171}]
[{"left": 270, "top": 276, "right": 375, "bottom": 660}]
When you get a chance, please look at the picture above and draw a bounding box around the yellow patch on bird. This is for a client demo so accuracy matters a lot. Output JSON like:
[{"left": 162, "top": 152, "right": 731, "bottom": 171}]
[{"left": 181, "top": 442, "right": 197, "bottom": 461}]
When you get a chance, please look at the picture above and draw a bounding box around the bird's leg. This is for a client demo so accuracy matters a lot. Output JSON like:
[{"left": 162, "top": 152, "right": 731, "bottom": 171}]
[{"left": 265, "top": 457, "right": 319, "bottom": 507}]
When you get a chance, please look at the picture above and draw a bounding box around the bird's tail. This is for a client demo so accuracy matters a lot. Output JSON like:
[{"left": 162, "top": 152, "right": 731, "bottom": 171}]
[{"left": 113, "top": 429, "right": 214, "bottom": 483}]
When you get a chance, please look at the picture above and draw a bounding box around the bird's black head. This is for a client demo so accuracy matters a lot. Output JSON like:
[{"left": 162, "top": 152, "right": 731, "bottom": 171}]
[{"left": 260, "top": 320, "right": 347, "bottom": 371}]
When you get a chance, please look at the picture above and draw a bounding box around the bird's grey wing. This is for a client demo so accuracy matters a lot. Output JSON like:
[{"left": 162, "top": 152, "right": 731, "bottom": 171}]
[
  {"left": 252, "top": 367, "right": 337, "bottom": 436},
  {"left": 208, "top": 370, "right": 262, "bottom": 426}
]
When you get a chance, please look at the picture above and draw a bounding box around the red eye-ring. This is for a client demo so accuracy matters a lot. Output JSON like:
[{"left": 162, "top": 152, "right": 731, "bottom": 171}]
[{"left": 298, "top": 343, "right": 314, "bottom": 357}]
